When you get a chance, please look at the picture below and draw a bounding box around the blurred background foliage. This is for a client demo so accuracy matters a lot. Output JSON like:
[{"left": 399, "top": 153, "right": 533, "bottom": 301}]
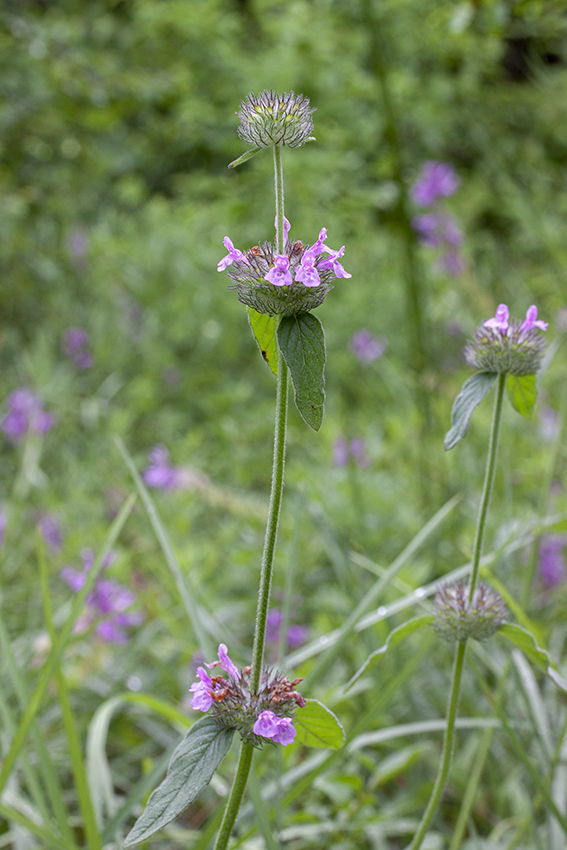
[{"left": 2, "top": 0, "right": 567, "bottom": 846}]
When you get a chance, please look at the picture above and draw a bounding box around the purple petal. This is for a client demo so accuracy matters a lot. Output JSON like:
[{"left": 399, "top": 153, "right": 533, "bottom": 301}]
[
  {"left": 253, "top": 710, "right": 278, "bottom": 738},
  {"left": 218, "top": 643, "right": 240, "bottom": 680}
]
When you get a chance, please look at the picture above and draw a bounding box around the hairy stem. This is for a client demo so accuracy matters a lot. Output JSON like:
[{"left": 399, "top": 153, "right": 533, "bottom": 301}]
[
  {"left": 212, "top": 143, "right": 289, "bottom": 850},
  {"left": 407, "top": 372, "right": 506, "bottom": 850}
]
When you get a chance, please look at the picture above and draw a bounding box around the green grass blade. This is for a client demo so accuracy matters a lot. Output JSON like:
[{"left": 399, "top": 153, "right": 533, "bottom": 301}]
[
  {"left": 115, "top": 436, "right": 215, "bottom": 658},
  {"left": 0, "top": 802, "right": 72, "bottom": 850}
]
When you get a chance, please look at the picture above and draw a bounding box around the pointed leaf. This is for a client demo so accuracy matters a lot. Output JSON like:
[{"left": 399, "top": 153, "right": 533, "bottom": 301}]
[
  {"left": 278, "top": 312, "right": 326, "bottom": 431},
  {"left": 506, "top": 374, "right": 537, "bottom": 418},
  {"left": 294, "top": 699, "right": 345, "bottom": 749},
  {"left": 228, "top": 148, "right": 260, "bottom": 168},
  {"left": 499, "top": 623, "right": 567, "bottom": 693},
  {"left": 345, "top": 616, "right": 434, "bottom": 691},
  {"left": 444, "top": 372, "right": 498, "bottom": 451},
  {"left": 124, "top": 718, "right": 234, "bottom": 846},
  {"left": 247, "top": 308, "right": 278, "bottom": 376}
]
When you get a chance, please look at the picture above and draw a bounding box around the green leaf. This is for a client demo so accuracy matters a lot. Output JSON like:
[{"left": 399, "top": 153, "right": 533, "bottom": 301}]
[
  {"left": 506, "top": 374, "right": 537, "bottom": 418},
  {"left": 123, "top": 718, "right": 234, "bottom": 846},
  {"left": 444, "top": 372, "right": 498, "bottom": 451},
  {"left": 499, "top": 623, "right": 567, "bottom": 692},
  {"left": 247, "top": 308, "right": 278, "bottom": 376},
  {"left": 228, "top": 148, "right": 260, "bottom": 168},
  {"left": 277, "top": 312, "right": 326, "bottom": 431},
  {"left": 345, "top": 616, "right": 434, "bottom": 691},
  {"left": 294, "top": 699, "right": 345, "bottom": 749}
]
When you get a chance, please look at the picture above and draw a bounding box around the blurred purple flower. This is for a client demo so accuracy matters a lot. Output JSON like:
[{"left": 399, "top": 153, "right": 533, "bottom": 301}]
[
  {"left": 438, "top": 249, "right": 466, "bottom": 277},
  {"left": 538, "top": 536, "right": 567, "bottom": 588},
  {"left": 1, "top": 388, "right": 56, "bottom": 443},
  {"left": 539, "top": 407, "right": 560, "bottom": 441},
  {"left": 39, "top": 514, "right": 63, "bottom": 553},
  {"left": 61, "top": 547, "right": 142, "bottom": 643},
  {"left": 266, "top": 608, "right": 309, "bottom": 649},
  {"left": 333, "top": 437, "right": 370, "bottom": 469},
  {"left": 413, "top": 213, "right": 463, "bottom": 250},
  {"left": 411, "top": 161, "right": 460, "bottom": 206},
  {"left": 67, "top": 229, "right": 89, "bottom": 259},
  {"left": 350, "top": 330, "right": 387, "bottom": 363},
  {"left": 0, "top": 509, "right": 6, "bottom": 547},
  {"left": 63, "top": 328, "right": 93, "bottom": 370},
  {"left": 143, "top": 446, "right": 182, "bottom": 490}
]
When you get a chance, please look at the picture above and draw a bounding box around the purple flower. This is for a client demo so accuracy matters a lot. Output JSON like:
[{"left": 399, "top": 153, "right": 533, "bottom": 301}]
[
  {"left": 484, "top": 303, "right": 510, "bottom": 333},
  {"left": 413, "top": 213, "right": 463, "bottom": 250},
  {"left": 439, "top": 249, "right": 466, "bottom": 277},
  {"left": 253, "top": 710, "right": 296, "bottom": 746},
  {"left": 275, "top": 215, "right": 291, "bottom": 243},
  {"left": 190, "top": 666, "right": 214, "bottom": 711},
  {"left": 319, "top": 246, "right": 352, "bottom": 279},
  {"left": 63, "top": 328, "right": 93, "bottom": 369},
  {"left": 1, "top": 388, "right": 55, "bottom": 443},
  {"left": 143, "top": 446, "right": 182, "bottom": 490},
  {"left": 264, "top": 254, "right": 293, "bottom": 287},
  {"left": 217, "top": 237, "right": 248, "bottom": 272},
  {"left": 294, "top": 250, "right": 321, "bottom": 288},
  {"left": 0, "top": 509, "right": 6, "bottom": 547},
  {"left": 538, "top": 536, "right": 566, "bottom": 588},
  {"left": 218, "top": 643, "right": 241, "bottom": 680},
  {"left": 39, "top": 514, "right": 63, "bottom": 553},
  {"left": 266, "top": 609, "right": 309, "bottom": 649},
  {"left": 521, "top": 305, "right": 548, "bottom": 332},
  {"left": 333, "top": 438, "right": 370, "bottom": 469},
  {"left": 350, "top": 330, "right": 386, "bottom": 363},
  {"left": 411, "top": 161, "right": 460, "bottom": 207},
  {"left": 61, "top": 548, "right": 142, "bottom": 643},
  {"left": 287, "top": 624, "right": 309, "bottom": 648}
]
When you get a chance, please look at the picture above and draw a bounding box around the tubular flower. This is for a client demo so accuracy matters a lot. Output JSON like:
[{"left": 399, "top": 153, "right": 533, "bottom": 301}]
[
  {"left": 188, "top": 644, "right": 305, "bottom": 747},
  {"left": 236, "top": 91, "right": 315, "bottom": 149},
  {"left": 465, "top": 303, "right": 548, "bottom": 376},
  {"left": 218, "top": 218, "right": 350, "bottom": 316},
  {"left": 433, "top": 580, "right": 507, "bottom": 642}
]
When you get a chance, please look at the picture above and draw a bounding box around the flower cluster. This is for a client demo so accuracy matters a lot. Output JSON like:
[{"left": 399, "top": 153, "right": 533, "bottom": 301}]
[
  {"left": 218, "top": 218, "right": 350, "bottom": 316},
  {"left": 236, "top": 91, "right": 315, "bottom": 150},
  {"left": 433, "top": 580, "right": 508, "bottom": 642},
  {"left": 190, "top": 644, "right": 305, "bottom": 747},
  {"left": 61, "top": 548, "right": 143, "bottom": 644},
  {"left": 464, "top": 304, "right": 548, "bottom": 376},
  {"left": 411, "top": 161, "right": 465, "bottom": 276},
  {"left": 350, "top": 330, "right": 387, "bottom": 363},
  {"left": 63, "top": 327, "right": 93, "bottom": 369},
  {"left": 1, "top": 388, "right": 56, "bottom": 443}
]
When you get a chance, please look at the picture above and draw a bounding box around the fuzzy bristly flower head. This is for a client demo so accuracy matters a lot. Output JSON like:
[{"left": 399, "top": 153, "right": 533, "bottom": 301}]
[
  {"left": 218, "top": 218, "right": 350, "bottom": 316},
  {"left": 433, "top": 580, "right": 507, "bottom": 642},
  {"left": 464, "top": 304, "right": 548, "bottom": 376},
  {"left": 189, "top": 643, "right": 305, "bottom": 747},
  {"left": 236, "top": 91, "right": 315, "bottom": 149}
]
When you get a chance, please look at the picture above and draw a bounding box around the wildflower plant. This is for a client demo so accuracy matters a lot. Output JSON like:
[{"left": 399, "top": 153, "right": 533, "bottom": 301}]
[{"left": 124, "top": 92, "right": 345, "bottom": 848}]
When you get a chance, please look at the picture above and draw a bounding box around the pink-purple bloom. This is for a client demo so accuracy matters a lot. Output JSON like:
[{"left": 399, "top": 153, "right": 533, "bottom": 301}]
[
  {"left": 484, "top": 304, "right": 548, "bottom": 336},
  {"left": 39, "top": 514, "right": 63, "bottom": 553},
  {"left": 217, "top": 237, "right": 248, "bottom": 271},
  {"left": 61, "top": 548, "right": 142, "bottom": 644},
  {"left": 319, "top": 246, "right": 352, "bottom": 279},
  {"left": 63, "top": 328, "right": 93, "bottom": 369},
  {"left": 538, "top": 536, "right": 566, "bottom": 588},
  {"left": 253, "top": 710, "right": 296, "bottom": 745},
  {"left": 143, "top": 446, "right": 182, "bottom": 490},
  {"left": 411, "top": 161, "right": 460, "bottom": 206},
  {"left": 266, "top": 608, "right": 309, "bottom": 649},
  {"left": 1, "top": 388, "right": 56, "bottom": 443},
  {"left": 265, "top": 254, "right": 293, "bottom": 287},
  {"left": 189, "top": 667, "right": 214, "bottom": 711},
  {"left": 0, "top": 509, "right": 6, "bottom": 547},
  {"left": 294, "top": 250, "right": 321, "bottom": 287},
  {"left": 333, "top": 438, "right": 370, "bottom": 469},
  {"left": 350, "top": 330, "right": 387, "bottom": 363}
]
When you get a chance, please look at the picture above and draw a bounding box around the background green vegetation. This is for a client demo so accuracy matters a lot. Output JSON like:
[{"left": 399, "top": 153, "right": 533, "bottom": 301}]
[{"left": 1, "top": 0, "right": 567, "bottom": 848}]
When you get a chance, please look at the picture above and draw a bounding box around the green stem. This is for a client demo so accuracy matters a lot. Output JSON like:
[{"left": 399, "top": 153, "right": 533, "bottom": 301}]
[
  {"left": 408, "top": 372, "right": 506, "bottom": 850},
  {"left": 212, "top": 142, "right": 289, "bottom": 850},
  {"left": 212, "top": 743, "right": 255, "bottom": 850}
]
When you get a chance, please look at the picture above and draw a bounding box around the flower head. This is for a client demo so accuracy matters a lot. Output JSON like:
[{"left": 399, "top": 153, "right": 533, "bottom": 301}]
[
  {"left": 219, "top": 221, "right": 349, "bottom": 316},
  {"left": 188, "top": 644, "right": 305, "bottom": 747},
  {"left": 465, "top": 304, "right": 547, "bottom": 376},
  {"left": 412, "top": 161, "right": 460, "bottom": 206},
  {"left": 236, "top": 91, "right": 315, "bottom": 149},
  {"left": 433, "top": 580, "right": 507, "bottom": 642}
]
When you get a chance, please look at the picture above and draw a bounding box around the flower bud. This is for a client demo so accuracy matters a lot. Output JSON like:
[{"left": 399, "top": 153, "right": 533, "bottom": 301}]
[
  {"left": 433, "top": 580, "right": 507, "bottom": 642},
  {"left": 236, "top": 91, "right": 315, "bottom": 149},
  {"left": 464, "top": 304, "right": 547, "bottom": 376}
]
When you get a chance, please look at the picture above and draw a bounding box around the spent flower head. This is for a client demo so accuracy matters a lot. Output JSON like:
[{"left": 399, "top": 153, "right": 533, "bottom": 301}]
[
  {"left": 464, "top": 304, "right": 548, "bottom": 376},
  {"left": 189, "top": 643, "right": 305, "bottom": 747},
  {"left": 433, "top": 580, "right": 507, "bottom": 642},
  {"left": 219, "top": 218, "right": 350, "bottom": 316},
  {"left": 236, "top": 91, "right": 315, "bottom": 150}
]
